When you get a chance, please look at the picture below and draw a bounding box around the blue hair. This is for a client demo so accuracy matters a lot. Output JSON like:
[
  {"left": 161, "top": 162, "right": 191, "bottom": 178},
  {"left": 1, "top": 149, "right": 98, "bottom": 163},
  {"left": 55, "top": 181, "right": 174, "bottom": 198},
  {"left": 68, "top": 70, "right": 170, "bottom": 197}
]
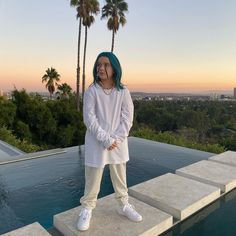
[{"left": 93, "top": 52, "right": 124, "bottom": 90}]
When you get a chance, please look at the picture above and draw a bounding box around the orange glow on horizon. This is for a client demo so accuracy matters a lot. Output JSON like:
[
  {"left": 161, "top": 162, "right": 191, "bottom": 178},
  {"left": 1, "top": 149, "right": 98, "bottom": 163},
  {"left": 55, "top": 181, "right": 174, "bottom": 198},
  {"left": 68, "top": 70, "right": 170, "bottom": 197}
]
[
  {"left": 1, "top": 74, "right": 236, "bottom": 93},
  {"left": 1, "top": 67, "right": 236, "bottom": 94}
]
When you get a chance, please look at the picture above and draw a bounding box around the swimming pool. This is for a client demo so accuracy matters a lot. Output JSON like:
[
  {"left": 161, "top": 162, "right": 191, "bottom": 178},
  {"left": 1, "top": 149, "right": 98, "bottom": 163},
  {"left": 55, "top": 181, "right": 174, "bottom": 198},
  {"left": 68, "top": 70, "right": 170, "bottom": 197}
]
[{"left": 0, "top": 137, "right": 235, "bottom": 235}]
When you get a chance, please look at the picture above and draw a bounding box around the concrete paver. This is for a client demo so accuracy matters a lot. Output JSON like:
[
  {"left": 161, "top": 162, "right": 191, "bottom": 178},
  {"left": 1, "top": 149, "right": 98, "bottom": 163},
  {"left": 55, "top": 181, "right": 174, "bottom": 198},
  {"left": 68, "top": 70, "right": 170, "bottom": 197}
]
[
  {"left": 54, "top": 194, "right": 173, "bottom": 236},
  {"left": 176, "top": 160, "right": 236, "bottom": 193},
  {"left": 209, "top": 151, "right": 236, "bottom": 167},
  {"left": 0, "top": 222, "right": 51, "bottom": 236},
  {"left": 129, "top": 173, "right": 220, "bottom": 220}
]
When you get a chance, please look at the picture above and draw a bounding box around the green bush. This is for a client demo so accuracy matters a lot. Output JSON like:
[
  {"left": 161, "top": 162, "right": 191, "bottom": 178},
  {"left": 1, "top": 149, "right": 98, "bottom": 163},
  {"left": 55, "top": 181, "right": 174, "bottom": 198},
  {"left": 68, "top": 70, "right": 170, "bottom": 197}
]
[
  {"left": 131, "top": 127, "right": 225, "bottom": 154},
  {"left": 0, "top": 96, "right": 16, "bottom": 128},
  {"left": 0, "top": 127, "right": 40, "bottom": 153},
  {"left": 14, "top": 120, "right": 32, "bottom": 141}
]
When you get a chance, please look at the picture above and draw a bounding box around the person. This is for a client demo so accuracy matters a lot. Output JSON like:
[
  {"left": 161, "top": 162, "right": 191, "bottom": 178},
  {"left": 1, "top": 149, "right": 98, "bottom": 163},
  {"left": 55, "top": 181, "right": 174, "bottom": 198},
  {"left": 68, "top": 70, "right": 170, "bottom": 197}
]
[{"left": 77, "top": 52, "right": 142, "bottom": 231}]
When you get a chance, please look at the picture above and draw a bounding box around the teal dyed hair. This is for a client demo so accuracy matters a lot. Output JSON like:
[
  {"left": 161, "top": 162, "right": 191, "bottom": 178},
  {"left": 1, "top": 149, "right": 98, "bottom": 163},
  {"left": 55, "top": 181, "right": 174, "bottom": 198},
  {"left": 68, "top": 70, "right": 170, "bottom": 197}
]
[{"left": 93, "top": 52, "right": 124, "bottom": 90}]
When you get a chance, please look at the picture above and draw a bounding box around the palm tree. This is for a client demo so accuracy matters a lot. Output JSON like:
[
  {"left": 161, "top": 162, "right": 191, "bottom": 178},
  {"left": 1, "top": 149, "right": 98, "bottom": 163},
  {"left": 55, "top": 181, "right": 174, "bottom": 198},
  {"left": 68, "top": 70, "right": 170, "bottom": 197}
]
[
  {"left": 56, "top": 83, "right": 72, "bottom": 99},
  {"left": 81, "top": 0, "right": 100, "bottom": 100},
  {"left": 42, "top": 67, "right": 61, "bottom": 99},
  {"left": 101, "top": 0, "right": 128, "bottom": 52},
  {"left": 70, "top": 0, "right": 87, "bottom": 111}
]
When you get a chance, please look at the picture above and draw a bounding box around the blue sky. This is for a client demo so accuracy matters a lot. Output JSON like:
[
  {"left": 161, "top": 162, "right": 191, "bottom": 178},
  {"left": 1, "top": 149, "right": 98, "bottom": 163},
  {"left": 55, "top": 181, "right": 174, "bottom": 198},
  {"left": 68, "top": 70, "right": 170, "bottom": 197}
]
[{"left": 1, "top": 0, "right": 236, "bottom": 93}]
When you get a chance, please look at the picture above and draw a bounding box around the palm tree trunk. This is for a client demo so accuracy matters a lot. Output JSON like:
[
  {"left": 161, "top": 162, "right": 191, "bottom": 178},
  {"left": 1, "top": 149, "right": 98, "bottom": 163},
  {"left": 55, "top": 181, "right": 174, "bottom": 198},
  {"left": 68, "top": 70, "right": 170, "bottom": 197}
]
[
  {"left": 82, "top": 26, "right": 88, "bottom": 102},
  {"left": 76, "top": 18, "right": 82, "bottom": 111},
  {"left": 111, "top": 30, "right": 115, "bottom": 52}
]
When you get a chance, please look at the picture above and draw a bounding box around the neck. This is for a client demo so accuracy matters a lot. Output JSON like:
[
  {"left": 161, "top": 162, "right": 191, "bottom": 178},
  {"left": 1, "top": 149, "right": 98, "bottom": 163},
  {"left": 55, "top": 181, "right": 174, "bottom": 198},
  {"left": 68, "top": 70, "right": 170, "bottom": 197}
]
[{"left": 99, "top": 79, "right": 114, "bottom": 89}]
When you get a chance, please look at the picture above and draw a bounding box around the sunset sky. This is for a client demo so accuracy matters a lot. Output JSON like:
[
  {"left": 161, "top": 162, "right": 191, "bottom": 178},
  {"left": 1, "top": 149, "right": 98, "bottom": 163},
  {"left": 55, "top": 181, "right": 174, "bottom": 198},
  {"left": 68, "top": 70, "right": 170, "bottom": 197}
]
[{"left": 1, "top": 0, "right": 236, "bottom": 94}]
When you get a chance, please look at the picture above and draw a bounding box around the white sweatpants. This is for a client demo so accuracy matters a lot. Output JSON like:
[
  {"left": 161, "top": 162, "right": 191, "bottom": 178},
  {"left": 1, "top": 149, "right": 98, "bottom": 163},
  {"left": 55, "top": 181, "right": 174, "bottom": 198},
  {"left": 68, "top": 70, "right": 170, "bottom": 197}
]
[{"left": 80, "top": 163, "right": 129, "bottom": 209}]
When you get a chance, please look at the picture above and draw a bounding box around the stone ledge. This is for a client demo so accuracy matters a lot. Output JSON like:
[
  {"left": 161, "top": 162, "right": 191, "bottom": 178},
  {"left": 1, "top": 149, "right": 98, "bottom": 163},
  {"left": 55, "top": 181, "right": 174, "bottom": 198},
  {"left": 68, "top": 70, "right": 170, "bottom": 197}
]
[
  {"left": 209, "top": 151, "right": 236, "bottom": 167},
  {"left": 54, "top": 194, "right": 173, "bottom": 236},
  {"left": 176, "top": 160, "right": 236, "bottom": 193},
  {"left": 0, "top": 222, "right": 51, "bottom": 236},
  {"left": 129, "top": 173, "right": 220, "bottom": 220},
  {"left": 0, "top": 148, "right": 66, "bottom": 165}
]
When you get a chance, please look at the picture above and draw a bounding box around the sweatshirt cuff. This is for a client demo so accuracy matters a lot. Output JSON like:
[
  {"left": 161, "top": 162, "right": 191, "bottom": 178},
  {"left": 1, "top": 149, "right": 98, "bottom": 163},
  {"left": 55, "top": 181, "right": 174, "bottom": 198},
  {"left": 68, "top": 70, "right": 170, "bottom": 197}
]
[
  {"left": 111, "top": 132, "right": 125, "bottom": 143},
  {"left": 103, "top": 137, "right": 115, "bottom": 149}
]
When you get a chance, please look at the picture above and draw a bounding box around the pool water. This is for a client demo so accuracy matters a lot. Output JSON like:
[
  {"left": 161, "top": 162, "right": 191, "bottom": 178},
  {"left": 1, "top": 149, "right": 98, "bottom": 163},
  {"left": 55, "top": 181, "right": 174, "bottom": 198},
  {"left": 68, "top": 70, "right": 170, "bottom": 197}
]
[{"left": 0, "top": 137, "right": 236, "bottom": 235}]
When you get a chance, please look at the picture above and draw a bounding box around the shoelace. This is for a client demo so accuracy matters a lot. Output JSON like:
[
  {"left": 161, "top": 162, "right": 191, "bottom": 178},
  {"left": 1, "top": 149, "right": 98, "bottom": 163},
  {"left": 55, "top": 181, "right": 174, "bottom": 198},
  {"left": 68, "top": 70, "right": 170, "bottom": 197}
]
[
  {"left": 79, "top": 209, "right": 90, "bottom": 221},
  {"left": 123, "top": 203, "right": 136, "bottom": 212}
]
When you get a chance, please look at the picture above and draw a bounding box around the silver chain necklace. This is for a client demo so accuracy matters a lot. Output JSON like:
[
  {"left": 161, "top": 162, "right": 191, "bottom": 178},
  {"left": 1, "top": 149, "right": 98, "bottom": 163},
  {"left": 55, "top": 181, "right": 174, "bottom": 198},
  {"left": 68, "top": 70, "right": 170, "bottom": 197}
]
[
  {"left": 103, "top": 88, "right": 113, "bottom": 95},
  {"left": 99, "top": 81, "right": 114, "bottom": 95}
]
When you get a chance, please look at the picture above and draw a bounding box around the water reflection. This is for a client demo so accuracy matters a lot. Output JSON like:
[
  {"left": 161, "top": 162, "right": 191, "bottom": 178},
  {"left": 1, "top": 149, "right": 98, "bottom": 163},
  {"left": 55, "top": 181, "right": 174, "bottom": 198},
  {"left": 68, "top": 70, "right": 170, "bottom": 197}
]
[
  {"left": 0, "top": 177, "right": 24, "bottom": 233},
  {"left": 179, "top": 200, "right": 220, "bottom": 234},
  {"left": 224, "top": 188, "right": 236, "bottom": 203},
  {"left": 0, "top": 178, "right": 8, "bottom": 206}
]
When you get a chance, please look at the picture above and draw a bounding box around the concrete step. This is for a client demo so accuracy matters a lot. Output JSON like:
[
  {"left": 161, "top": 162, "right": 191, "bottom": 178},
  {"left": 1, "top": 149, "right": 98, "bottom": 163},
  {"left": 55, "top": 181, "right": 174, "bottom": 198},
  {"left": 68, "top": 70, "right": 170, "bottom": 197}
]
[
  {"left": 53, "top": 194, "right": 173, "bottom": 236},
  {"left": 176, "top": 160, "right": 236, "bottom": 193},
  {"left": 0, "top": 222, "right": 51, "bottom": 236},
  {"left": 129, "top": 173, "right": 220, "bottom": 220},
  {"left": 209, "top": 151, "right": 236, "bottom": 167}
]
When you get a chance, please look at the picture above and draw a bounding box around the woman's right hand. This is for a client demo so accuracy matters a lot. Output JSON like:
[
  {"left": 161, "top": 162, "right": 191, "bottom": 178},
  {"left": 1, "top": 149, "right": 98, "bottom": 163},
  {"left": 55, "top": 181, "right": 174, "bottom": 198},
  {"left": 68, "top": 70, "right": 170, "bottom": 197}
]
[{"left": 107, "top": 141, "right": 118, "bottom": 151}]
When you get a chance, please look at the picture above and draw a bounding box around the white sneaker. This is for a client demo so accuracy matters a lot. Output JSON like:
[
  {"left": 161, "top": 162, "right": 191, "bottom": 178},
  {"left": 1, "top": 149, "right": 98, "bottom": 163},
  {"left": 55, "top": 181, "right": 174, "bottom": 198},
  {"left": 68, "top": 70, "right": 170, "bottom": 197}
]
[
  {"left": 77, "top": 208, "right": 92, "bottom": 231},
  {"left": 118, "top": 203, "right": 142, "bottom": 222}
]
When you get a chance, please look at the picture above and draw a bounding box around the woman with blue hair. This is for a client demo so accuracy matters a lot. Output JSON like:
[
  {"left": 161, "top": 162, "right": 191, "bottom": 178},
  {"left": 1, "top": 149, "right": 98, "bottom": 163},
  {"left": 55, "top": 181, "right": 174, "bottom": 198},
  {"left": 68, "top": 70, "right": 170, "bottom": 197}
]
[{"left": 77, "top": 52, "right": 142, "bottom": 231}]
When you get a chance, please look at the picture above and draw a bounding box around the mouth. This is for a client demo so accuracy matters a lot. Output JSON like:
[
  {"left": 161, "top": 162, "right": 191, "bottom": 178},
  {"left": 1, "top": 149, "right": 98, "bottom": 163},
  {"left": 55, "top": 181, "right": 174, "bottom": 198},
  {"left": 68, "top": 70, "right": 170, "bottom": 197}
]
[{"left": 98, "top": 72, "right": 106, "bottom": 78}]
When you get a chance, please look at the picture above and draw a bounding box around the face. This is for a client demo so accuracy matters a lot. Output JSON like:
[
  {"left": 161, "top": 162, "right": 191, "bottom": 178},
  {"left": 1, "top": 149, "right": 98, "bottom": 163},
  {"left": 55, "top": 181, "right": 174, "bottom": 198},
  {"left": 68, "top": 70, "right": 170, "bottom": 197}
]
[{"left": 96, "top": 56, "right": 114, "bottom": 81}]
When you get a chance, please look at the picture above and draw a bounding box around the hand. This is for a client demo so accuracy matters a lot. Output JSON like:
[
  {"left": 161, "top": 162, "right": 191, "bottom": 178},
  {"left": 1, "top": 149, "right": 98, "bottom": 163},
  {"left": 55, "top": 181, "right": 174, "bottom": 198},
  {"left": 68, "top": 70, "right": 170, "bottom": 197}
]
[{"left": 107, "top": 141, "right": 118, "bottom": 151}]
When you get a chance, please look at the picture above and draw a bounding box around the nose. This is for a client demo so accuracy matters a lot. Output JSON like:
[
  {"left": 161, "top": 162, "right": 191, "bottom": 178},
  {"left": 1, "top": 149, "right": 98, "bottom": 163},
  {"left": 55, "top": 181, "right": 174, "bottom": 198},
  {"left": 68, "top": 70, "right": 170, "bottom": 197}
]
[{"left": 97, "top": 64, "right": 105, "bottom": 71}]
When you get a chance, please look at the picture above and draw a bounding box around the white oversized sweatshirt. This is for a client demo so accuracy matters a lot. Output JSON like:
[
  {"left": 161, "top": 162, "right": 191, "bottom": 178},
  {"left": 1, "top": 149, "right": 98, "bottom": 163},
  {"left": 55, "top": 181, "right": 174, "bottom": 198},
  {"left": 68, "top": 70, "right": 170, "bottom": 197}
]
[{"left": 83, "top": 83, "right": 134, "bottom": 168}]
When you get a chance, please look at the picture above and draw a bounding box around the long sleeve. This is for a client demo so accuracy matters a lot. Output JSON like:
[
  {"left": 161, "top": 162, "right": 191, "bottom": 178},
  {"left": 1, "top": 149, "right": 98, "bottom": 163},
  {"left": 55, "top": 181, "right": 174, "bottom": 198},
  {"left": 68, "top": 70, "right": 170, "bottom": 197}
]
[
  {"left": 111, "top": 89, "right": 134, "bottom": 142},
  {"left": 83, "top": 88, "right": 115, "bottom": 148}
]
